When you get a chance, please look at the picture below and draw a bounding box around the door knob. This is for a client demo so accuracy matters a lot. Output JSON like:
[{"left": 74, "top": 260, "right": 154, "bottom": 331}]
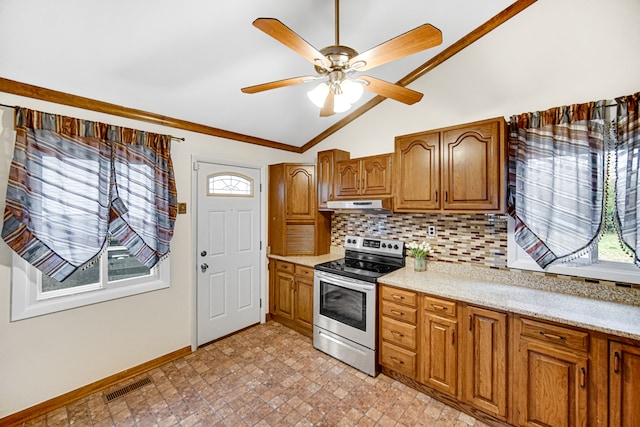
[
  {"left": 200, "top": 250, "right": 207, "bottom": 257},
  {"left": 200, "top": 263, "right": 209, "bottom": 273}
]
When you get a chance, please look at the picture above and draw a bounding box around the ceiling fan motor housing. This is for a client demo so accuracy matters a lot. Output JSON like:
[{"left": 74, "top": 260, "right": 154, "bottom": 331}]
[{"left": 315, "top": 45, "right": 358, "bottom": 74}]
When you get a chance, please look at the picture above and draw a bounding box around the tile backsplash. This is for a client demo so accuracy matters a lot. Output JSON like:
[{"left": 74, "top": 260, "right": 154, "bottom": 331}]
[{"left": 331, "top": 212, "right": 508, "bottom": 268}]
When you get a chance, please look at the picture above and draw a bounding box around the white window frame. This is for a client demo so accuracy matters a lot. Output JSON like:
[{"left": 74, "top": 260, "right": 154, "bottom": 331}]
[
  {"left": 507, "top": 217, "right": 640, "bottom": 285},
  {"left": 10, "top": 251, "right": 170, "bottom": 321}
]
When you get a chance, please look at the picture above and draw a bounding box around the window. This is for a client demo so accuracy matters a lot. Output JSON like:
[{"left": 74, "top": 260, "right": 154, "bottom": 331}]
[
  {"left": 508, "top": 141, "right": 639, "bottom": 284},
  {"left": 11, "top": 238, "right": 169, "bottom": 320},
  {"left": 207, "top": 173, "right": 253, "bottom": 196},
  {"left": 5, "top": 107, "right": 176, "bottom": 320}
]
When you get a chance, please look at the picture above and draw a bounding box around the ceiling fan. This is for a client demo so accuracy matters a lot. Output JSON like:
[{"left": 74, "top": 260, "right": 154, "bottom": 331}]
[{"left": 241, "top": 0, "right": 443, "bottom": 117}]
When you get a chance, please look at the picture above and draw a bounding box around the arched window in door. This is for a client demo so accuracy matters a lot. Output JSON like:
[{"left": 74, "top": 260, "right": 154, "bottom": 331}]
[{"left": 207, "top": 173, "right": 254, "bottom": 197}]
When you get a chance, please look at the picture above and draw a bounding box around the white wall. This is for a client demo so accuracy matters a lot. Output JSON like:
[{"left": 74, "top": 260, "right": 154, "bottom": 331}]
[
  {"left": 1, "top": 0, "right": 639, "bottom": 418},
  {"left": 0, "top": 96, "right": 300, "bottom": 417}
]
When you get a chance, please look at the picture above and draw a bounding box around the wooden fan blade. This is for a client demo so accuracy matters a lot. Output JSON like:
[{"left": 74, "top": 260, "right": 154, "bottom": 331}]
[
  {"left": 320, "top": 92, "right": 335, "bottom": 117},
  {"left": 349, "top": 24, "right": 442, "bottom": 72},
  {"left": 253, "top": 18, "right": 327, "bottom": 67},
  {"left": 360, "top": 76, "right": 424, "bottom": 105},
  {"left": 241, "top": 76, "right": 317, "bottom": 94}
]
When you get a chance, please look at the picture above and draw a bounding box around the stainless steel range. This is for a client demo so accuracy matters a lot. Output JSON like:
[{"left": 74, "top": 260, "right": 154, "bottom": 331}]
[{"left": 313, "top": 235, "right": 405, "bottom": 376}]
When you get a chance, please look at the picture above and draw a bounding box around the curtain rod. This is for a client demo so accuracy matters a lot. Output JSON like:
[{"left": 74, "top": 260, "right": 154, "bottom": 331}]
[{"left": 0, "top": 102, "right": 185, "bottom": 142}]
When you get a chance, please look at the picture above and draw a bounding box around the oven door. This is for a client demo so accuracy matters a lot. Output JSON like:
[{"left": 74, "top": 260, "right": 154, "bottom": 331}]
[{"left": 314, "top": 270, "right": 376, "bottom": 349}]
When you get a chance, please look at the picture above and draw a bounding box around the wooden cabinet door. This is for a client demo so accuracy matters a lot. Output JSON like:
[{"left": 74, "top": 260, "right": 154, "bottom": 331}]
[
  {"left": 274, "top": 271, "right": 295, "bottom": 320},
  {"left": 361, "top": 154, "right": 392, "bottom": 196},
  {"left": 461, "top": 305, "right": 507, "bottom": 419},
  {"left": 335, "top": 159, "right": 361, "bottom": 198},
  {"left": 421, "top": 313, "right": 458, "bottom": 396},
  {"left": 394, "top": 132, "right": 440, "bottom": 211},
  {"left": 515, "top": 339, "right": 588, "bottom": 427},
  {"left": 317, "top": 151, "right": 334, "bottom": 210},
  {"left": 317, "top": 149, "right": 349, "bottom": 210},
  {"left": 442, "top": 118, "right": 503, "bottom": 211},
  {"left": 285, "top": 164, "right": 315, "bottom": 220},
  {"left": 609, "top": 341, "right": 640, "bottom": 427},
  {"left": 294, "top": 277, "right": 314, "bottom": 330}
]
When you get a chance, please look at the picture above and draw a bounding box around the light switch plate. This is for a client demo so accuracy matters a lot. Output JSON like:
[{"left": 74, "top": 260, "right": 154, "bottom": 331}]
[{"left": 178, "top": 202, "right": 187, "bottom": 214}]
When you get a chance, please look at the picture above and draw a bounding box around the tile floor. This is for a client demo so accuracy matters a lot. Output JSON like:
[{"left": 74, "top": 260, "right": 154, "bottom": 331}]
[{"left": 22, "top": 321, "right": 488, "bottom": 426}]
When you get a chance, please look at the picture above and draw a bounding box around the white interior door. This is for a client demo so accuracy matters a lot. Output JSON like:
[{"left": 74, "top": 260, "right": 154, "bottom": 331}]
[{"left": 196, "top": 162, "right": 261, "bottom": 345}]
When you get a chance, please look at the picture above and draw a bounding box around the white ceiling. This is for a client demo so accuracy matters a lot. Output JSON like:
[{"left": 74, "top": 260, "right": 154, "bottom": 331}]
[{"left": 0, "top": 0, "right": 516, "bottom": 148}]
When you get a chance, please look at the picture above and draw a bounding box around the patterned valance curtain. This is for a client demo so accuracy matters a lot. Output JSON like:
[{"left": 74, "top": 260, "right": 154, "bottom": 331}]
[
  {"left": 507, "top": 101, "right": 606, "bottom": 268},
  {"left": 2, "top": 107, "right": 177, "bottom": 281},
  {"left": 615, "top": 92, "right": 640, "bottom": 267}
]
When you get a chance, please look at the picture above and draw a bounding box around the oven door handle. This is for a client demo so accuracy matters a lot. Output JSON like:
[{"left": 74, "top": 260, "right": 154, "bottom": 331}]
[{"left": 314, "top": 271, "right": 375, "bottom": 292}]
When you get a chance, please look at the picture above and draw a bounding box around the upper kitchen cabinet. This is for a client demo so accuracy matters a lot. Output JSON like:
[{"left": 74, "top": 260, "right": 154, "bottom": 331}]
[
  {"left": 268, "top": 163, "right": 330, "bottom": 256},
  {"left": 317, "top": 149, "right": 350, "bottom": 210},
  {"left": 335, "top": 154, "right": 393, "bottom": 199},
  {"left": 285, "top": 164, "right": 316, "bottom": 221},
  {"left": 394, "top": 117, "right": 507, "bottom": 213}
]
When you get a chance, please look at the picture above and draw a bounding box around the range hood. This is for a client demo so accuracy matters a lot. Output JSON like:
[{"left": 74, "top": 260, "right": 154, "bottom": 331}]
[{"left": 327, "top": 199, "right": 393, "bottom": 214}]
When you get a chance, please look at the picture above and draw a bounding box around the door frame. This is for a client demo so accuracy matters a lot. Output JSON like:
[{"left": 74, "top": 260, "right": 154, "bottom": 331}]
[{"left": 190, "top": 154, "right": 267, "bottom": 351}]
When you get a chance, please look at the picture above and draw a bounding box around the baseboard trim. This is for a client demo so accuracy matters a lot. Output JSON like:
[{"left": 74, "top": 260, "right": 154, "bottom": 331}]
[{"left": 0, "top": 346, "right": 191, "bottom": 427}]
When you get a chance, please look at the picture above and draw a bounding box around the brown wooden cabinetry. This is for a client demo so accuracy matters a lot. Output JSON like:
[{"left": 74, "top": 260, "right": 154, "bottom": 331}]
[
  {"left": 609, "top": 340, "right": 640, "bottom": 427},
  {"left": 461, "top": 304, "right": 508, "bottom": 419},
  {"left": 513, "top": 316, "right": 589, "bottom": 427},
  {"left": 335, "top": 153, "right": 392, "bottom": 199},
  {"left": 269, "top": 259, "right": 315, "bottom": 337},
  {"left": 268, "top": 163, "right": 330, "bottom": 256},
  {"left": 317, "top": 149, "right": 350, "bottom": 210},
  {"left": 394, "top": 117, "right": 506, "bottom": 212},
  {"left": 379, "top": 285, "right": 419, "bottom": 379},
  {"left": 421, "top": 295, "right": 458, "bottom": 396}
]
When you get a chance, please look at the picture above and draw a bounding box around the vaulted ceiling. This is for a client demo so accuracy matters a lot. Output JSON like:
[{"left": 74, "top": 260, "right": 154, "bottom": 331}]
[{"left": 0, "top": 0, "right": 533, "bottom": 152}]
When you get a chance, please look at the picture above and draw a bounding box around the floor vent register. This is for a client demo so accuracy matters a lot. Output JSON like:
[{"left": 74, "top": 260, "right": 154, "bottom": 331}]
[{"left": 103, "top": 376, "right": 153, "bottom": 403}]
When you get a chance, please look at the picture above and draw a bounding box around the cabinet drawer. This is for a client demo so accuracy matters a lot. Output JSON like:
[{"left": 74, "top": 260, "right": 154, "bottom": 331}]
[
  {"left": 381, "top": 316, "right": 417, "bottom": 350},
  {"left": 381, "top": 286, "right": 417, "bottom": 307},
  {"left": 520, "top": 317, "right": 589, "bottom": 352},
  {"left": 275, "top": 260, "right": 294, "bottom": 274},
  {"left": 423, "top": 295, "right": 457, "bottom": 318},
  {"left": 381, "top": 300, "right": 417, "bottom": 324},
  {"left": 380, "top": 341, "right": 417, "bottom": 378},
  {"left": 295, "top": 264, "right": 314, "bottom": 279}
]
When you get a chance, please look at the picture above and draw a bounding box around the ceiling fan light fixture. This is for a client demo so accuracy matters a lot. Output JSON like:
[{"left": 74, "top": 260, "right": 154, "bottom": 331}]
[
  {"left": 307, "top": 82, "right": 330, "bottom": 108},
  {"left": 340, "top": 79, "right": 364, "bottom": 104},
  {"left": 333, "top": 94, "right": 352, "bottom": 113}
]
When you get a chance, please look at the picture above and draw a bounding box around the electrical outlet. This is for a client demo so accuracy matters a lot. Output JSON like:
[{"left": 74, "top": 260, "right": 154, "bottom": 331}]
[{"left": 427, "top": 225, "right": 436, "bottom": 237}]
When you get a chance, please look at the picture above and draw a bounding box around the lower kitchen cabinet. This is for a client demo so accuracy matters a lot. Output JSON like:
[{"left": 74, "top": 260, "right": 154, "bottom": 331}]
[
  {"left": 513, "top": 316, "right": 590, "bottom": 427},
  {"left": 379, "top": 285, "right": 419, "bottom": 378},
  {"left": 273, "top": 260, "right": 295, "bottom": 321},
  {"left": 461, "top": 304, "right": 508, "bottom": 419},
  {"left": 609, "top": 340, "right": 640, "bottom": 427},
  {"left": 293, "top": 265, "right": 314, "bottom": 331},
  {"left": 421, "top": 295, "right": 458, "bottom": 396},
  {"left": 269, "top": 259, "right": 314, "bottom": 337}
]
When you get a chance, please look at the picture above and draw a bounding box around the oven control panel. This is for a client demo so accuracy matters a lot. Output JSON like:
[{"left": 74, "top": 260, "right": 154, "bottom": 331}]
[{"left": 344, "top": 235, "right": 405, "bottom": 257}]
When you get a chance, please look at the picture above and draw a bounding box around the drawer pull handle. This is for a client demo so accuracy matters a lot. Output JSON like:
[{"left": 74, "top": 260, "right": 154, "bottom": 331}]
[
  {"left": 614, "top": 351, "right": 621, "bottom": 374},
  {"left": 469, "top": 315, "right": 473, "bottom": 331},
  {"left": 390, "top": 357, "right": 405, "bottom": 365},
  {"left": 434, "top": 190, "right": 438, "bottom": 203},
  {"left": 431, "top": 304, "right": 448, "bottom": 311},
  {"left": 390, "top": 310, "right": 404, "bottom": 316},
  {"left": 580, "top": 367, "right": 586, "bottom": 388},
  {"left": 452, "top": 329, "right": 455, "bottom": 345},
  {"left": 391, "top": 294, "right": 405, "bottom": 300},
  {"left": 390, "top": 330, "right": 405, "bottom": 338},
  {"left": 539, "top": 331, "right": 566, "bottom": 341}
]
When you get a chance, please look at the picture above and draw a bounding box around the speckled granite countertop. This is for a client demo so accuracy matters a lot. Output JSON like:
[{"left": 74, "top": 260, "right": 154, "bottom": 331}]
[
  {"left": 267, "top": 252, "right": 343, "bottom": 268},
  {"left": 267, "top": 251, "right": 640, "bottom": 342},
  {"left": 379, "top": 262, "right": 640, "bottom": 342}
]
